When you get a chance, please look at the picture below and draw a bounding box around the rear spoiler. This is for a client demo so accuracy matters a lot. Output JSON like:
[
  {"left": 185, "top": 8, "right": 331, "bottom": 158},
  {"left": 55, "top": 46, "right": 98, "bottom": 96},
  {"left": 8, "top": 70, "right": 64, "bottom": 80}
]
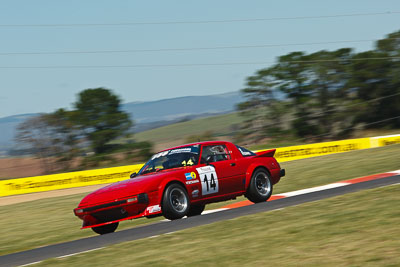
[{"left": 255, "top": 149, "right": 276, "bottom": 157}]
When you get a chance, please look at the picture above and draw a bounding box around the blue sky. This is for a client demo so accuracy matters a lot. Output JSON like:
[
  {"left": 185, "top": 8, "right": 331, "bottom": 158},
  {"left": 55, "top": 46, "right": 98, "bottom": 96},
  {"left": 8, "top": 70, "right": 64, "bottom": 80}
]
[{"left": 0, "top": 0, "right": 399, "bottom": 118}]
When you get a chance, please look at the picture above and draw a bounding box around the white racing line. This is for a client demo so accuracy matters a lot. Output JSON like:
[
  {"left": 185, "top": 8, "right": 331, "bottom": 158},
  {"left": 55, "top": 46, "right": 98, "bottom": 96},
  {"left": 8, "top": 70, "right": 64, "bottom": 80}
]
[
  {"left": 160, "top": 208, "right": 229, "bottom": 222},
  {"left": 19, "top": 262, "right": 42, "bottom": 267},
  {"left": 275, "top": 182, "right": 349, "bottom": 198},
  {"left": 56, "top": 247, "right": 104, "bottom": 259},
  {"left": 17, "top": 169, "right": 400, "bottom": 266},
  {"left": 19, "top": 248, "right": 105, "bottom": 266}
]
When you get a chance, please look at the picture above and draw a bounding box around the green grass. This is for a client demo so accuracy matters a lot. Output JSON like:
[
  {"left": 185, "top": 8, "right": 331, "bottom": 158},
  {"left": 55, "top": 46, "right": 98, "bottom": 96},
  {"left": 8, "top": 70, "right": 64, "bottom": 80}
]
[
  {"left": 276, "top": 143, "right": 400, "bottom": 193},
  {"left": 208, "top": 143, "right": 400, "bottom": 209},
  {"left": 38, "top": 183, "right": 400, "bottom": 266},
  {"left": 1, "top": 144, "right": 399, "bottom": 256},
  {"left": 0, "top": 192, "right": 167, "bottom": 256},
  {"left": 134, "top": 112, "right": 243, "bottom": 143}
]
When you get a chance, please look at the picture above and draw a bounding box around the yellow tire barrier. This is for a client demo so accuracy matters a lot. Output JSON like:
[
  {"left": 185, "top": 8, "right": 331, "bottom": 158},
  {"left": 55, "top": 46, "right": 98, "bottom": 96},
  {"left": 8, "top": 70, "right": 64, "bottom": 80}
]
[{"left": 0, "top": 134, "right": 399, "bottom": 197}]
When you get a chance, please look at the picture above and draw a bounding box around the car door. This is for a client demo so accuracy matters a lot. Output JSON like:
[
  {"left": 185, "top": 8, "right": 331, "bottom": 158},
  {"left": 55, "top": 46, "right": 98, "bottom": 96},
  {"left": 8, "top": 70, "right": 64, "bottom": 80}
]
[{"left": 197, "top": 144, "right": 244, "bottom": 197}]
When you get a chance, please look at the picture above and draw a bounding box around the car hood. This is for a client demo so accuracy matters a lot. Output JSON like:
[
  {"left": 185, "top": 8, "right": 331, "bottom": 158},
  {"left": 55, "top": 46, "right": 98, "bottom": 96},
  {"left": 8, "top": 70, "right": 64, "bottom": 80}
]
[{"left": 78, "top": 169, "right": 181, "bottom": 208}]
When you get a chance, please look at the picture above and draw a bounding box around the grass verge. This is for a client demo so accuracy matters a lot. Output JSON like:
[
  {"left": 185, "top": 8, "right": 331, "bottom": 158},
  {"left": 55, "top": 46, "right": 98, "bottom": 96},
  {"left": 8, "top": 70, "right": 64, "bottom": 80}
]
[
  {"left": 134, "top": 112, "right": 242, "bottom": 144},
  {"left": 0, "top": 144, "right": 399, "bottom": 256},
  {"left": 39, "top": 183, "right": 400, "bottom": 266}
]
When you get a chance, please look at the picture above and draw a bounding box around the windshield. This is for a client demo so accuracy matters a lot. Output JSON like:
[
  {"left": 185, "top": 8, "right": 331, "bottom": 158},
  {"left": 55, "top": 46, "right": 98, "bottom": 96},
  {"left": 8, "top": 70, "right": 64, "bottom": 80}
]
[{"left": 138, "top": 145, "right": 200, "bottom": 175}]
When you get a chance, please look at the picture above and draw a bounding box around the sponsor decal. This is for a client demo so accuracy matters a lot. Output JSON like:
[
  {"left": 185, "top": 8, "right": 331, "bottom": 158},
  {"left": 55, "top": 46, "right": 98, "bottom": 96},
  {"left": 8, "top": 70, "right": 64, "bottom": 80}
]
[
  {"left": 169, "top": 147, "right": 192, "bottom": 154},
  {"left": 151, "top": 151, "right": 168, "bottom": 160},
  {"left": 185, "top": 172, "right": 197, "bottom": 180},
  {"left": 146, "top": 204, "right": 161, "bottom": 214},
  {"left": 186, "top": 180, "right": 200, "bottom": 185},
  {"left": 239, "top": 148, "right": 252, "bottom": 156},
  {"left": 192, "top": 189, "right": 199, "bottom": 198},
  {"left": 197, "top": 166, "right": 213, "bottom": 172},
  {"left": 151, "top": 146, "right": 199, "bottom": 160}
]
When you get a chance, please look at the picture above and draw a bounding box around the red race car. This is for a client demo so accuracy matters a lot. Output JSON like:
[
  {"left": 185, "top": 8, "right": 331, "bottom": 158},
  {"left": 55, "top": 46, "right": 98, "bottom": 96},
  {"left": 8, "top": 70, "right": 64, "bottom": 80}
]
[{"left": 74, "top": 141, "right": 285, "bottom": 234}]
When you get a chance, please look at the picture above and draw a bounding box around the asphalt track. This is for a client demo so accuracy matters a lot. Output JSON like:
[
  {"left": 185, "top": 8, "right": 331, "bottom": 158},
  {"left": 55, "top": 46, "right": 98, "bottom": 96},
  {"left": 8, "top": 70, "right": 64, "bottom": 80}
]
[{"left": 1, "top": 174, "right": 400, "bottom": 267}]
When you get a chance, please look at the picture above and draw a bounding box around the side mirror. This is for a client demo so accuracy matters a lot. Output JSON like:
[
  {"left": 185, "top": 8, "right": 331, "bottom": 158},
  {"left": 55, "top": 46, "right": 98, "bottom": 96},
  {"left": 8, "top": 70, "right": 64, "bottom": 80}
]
[{"left": 130, "top": 172, "right": 137, "bottom": 179}]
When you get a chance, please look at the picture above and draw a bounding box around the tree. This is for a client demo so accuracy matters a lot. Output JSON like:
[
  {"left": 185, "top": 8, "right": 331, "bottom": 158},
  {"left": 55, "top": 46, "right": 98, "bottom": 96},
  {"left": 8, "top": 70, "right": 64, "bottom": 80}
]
[
  {"left": 238, "top": 30, "right": 400, "bottom": 143},
  {"left": 237, "top": 67, "right": 285, "bottom": 142},
  {"left": 272, "top": 51, "right": 317, "bottom": 137},
  {"left": 348, "top": 31, "right": 400, "bottom": 128},
  {"left": 45, "top": 108, "right": 81, "bottom": 170},
  {"left": 15, "top": 114, "right": 56, "bottom": 173},
  {"left": 304, "top": 48, "right": 354, "bottom": 138},
  {"left": 15, "top": 110, "right": 81, "bottom": 173},
  {"left": 72, "top": 88, "right": 132, "bottom": 154}
]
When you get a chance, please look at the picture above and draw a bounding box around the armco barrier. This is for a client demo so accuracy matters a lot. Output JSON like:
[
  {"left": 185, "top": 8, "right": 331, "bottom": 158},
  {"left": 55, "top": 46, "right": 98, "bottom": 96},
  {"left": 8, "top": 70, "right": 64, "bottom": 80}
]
[
  {"left": 274, "top": 137, "right": 372, "bottom": 162},
  {"left": 0, "top": 164, "right": 143, "bottom": 197},
  {"left": 370, "top": 134, "right": 400, "bottom": 147},
  {"left": 0, "top": 134, "right": 399, "bottom": 197}
]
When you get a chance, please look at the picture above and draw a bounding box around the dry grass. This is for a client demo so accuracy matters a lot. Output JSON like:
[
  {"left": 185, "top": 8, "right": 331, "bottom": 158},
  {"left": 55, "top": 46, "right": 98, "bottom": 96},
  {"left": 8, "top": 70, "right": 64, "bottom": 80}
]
[
  {"left": 0, "top": 144, "right": 399, "bottom": 256},
  {"left": 39, "top": 184, "right": 400, "bottom": 266}
]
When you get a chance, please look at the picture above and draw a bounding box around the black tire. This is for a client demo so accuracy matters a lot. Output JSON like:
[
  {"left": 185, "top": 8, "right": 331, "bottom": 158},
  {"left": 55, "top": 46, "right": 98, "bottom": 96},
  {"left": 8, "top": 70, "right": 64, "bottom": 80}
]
[
  {"left": 187, "top": 204, "right": 206, "bottom": 217},
  {"left": 162, "top": 183, "right": 190, "bottom": 220},
  {"left": 92, "top": 222, "right": 119, "bottom": 235},
  {"left": 246, "top": 168, "right": 273, "bottom": 203}
]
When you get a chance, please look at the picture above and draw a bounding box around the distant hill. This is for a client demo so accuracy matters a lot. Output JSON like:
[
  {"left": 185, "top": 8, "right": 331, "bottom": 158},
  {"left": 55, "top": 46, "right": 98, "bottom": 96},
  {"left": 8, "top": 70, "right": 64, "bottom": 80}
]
[
  {"left": 0, "top": 91, "right": 244, "bottom": 153},
  {"left": 123, "top": 91, "right": 243, "bottom": 123},
  {"left": 0, "top": 113, "right": 39, "bottom": 151}
]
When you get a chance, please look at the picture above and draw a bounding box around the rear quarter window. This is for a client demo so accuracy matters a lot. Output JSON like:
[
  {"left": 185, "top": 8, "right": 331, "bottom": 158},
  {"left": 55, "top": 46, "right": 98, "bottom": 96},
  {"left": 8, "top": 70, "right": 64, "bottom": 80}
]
[{"left": 236, "top": 145, "right": 256, "bottom": 157}]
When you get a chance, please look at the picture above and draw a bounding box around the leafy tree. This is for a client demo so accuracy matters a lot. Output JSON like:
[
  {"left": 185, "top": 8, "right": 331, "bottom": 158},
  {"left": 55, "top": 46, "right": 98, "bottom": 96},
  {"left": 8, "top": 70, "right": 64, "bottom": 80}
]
[
  {"left": 45, "top": 108, "right": 81, "bottom": 169},
  {"left": 72, "top": 88, "right": 132, "bottom": 154},
  {"left": 237, "top": 30, "right": 400, "bottom": 142},
  {"left": 272, "top": 51, "right": 317, "bottom": 137},
  {"left": 237, "top": 67, "right": 285, "bottom": 141},
  {"left": 304, "top": 48, "right": 354, "bottom": 138},
  {"left": 348, "top": 31, "right": 400, "bottom": 128}
]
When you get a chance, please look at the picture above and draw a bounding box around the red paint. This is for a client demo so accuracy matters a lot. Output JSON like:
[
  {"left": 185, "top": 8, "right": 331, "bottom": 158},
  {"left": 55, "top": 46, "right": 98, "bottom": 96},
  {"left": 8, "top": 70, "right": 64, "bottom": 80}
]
[{"left": 74, "top": 141, "right": 284, "bottom": 233}]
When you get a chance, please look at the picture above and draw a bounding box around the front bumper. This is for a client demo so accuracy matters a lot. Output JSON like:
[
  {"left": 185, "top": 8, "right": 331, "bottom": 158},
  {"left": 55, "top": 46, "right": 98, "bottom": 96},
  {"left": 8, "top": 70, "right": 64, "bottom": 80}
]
[{"left": 74, "top": 192, "right": 160, "bottom": 228}]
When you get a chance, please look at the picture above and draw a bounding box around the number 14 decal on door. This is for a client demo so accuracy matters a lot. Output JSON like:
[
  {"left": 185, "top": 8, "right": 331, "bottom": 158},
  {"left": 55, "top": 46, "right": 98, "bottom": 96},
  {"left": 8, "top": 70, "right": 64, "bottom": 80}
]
[{"left": 196, "top": 166, "right": 219, "bottom": 196}]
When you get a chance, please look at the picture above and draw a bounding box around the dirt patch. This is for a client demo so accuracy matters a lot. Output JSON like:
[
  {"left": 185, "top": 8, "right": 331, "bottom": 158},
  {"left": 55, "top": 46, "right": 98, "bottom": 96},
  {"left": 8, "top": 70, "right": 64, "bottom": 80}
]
[
  {"left": 0, "top": 157, "right": 46, "bottom": 179},
  {"left": 0, "top": 184, "right": 108, "bottom": 206}
]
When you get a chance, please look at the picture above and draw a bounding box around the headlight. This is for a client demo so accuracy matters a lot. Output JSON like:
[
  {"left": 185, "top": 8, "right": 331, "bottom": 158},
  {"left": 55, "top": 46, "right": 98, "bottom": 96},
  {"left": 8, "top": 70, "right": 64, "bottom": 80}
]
[
  {"left": 74, "top": 209, "right": 83, "bottom": 215},
  {"left": 126, "top": 197, "right": 138, "bottom": 203}
]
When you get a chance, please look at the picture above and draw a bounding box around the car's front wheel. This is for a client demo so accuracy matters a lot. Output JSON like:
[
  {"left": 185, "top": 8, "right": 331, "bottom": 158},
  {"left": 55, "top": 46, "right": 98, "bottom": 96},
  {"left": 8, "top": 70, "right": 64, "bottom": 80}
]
[
  {"left": 92, "top": 222, "right": 119, "bottom": 235},
  {"left": 246, "top": 168, "right": 273, "bottom": 203},
  {"left": 162, "top": 183, "right": 190, "bottom": 220}
]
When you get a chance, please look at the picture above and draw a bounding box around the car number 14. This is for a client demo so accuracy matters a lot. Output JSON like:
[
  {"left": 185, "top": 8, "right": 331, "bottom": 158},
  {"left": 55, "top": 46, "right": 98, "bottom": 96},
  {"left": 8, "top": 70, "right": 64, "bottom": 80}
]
[{"left": 196, "top": 166, "right": 219, "bottom": 195}]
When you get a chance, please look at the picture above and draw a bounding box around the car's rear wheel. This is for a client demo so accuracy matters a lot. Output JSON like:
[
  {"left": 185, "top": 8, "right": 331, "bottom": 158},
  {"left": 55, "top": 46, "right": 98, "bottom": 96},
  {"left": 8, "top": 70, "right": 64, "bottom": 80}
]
[
  {"left": 162, "top": 183, "right": 190, "bottom": 220},
  {"left": 246, "top": 168, "right": 273, "bottom": 203},
  {"left": 92, "top": 222, "right": 119, "bottom": 235},
  {"left": 187, "top": 204, "right": 205, "bottom": 217}
]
